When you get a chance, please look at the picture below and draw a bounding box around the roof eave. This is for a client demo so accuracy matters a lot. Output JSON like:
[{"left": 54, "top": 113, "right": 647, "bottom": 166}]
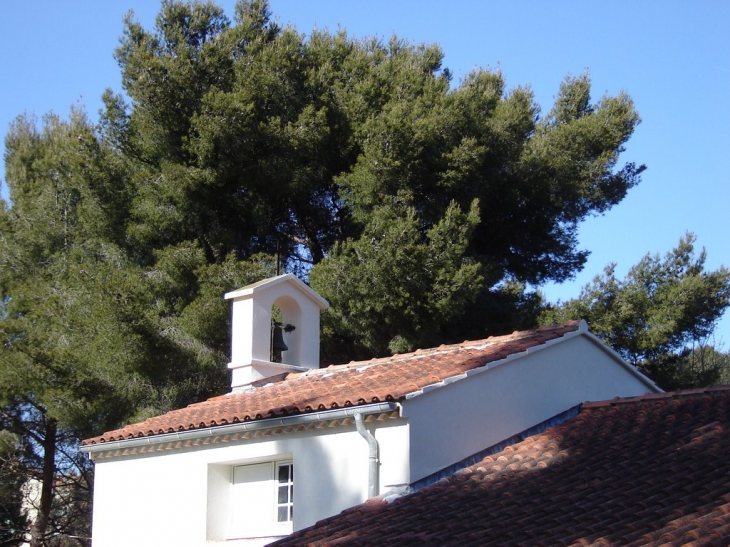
[{"left": 81, "top": 401, "right": 400, "bottom": 457}]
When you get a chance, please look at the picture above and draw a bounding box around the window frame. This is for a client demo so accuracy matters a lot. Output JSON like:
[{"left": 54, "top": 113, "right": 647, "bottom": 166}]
[
  {"left": 227, "top": 459, "right": 294, "bottom": 539},
  {"left": 274, "top": 461, "right": 294, "bottom": 524}
]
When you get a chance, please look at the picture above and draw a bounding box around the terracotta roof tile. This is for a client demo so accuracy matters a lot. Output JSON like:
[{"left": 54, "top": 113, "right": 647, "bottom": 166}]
[
  {"left": 272, "top": 387, "right": 730, "bottom": 547},
  {"left": 82, "top": 321, "right": 582, "bottom": 446}
]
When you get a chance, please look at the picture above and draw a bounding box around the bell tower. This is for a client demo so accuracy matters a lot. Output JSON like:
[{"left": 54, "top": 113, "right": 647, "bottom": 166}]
[{"left": 224, "top": 274, "right": 329, "bottom": 391}]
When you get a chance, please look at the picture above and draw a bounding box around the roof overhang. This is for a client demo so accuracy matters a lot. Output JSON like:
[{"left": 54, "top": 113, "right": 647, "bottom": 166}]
[{"left": 81, "top": 402, "right": 400, "bottom": 460}]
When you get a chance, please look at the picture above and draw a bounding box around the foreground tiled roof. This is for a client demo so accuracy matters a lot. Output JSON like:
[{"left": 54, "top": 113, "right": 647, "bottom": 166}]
[
  {"left": 272, "top": 387, "right": 730, "bottom": 547},
  {"left": 82, "top": 321, "right": 582, "bottom": 446}
]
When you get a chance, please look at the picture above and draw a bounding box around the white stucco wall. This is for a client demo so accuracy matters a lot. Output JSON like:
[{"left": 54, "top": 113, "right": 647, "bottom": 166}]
[
  {"left": 90, "top": 420, "right": 408, "bottom": 547},
  {"left": 402, "top": 333, "right": 658, "bottom": 482}
]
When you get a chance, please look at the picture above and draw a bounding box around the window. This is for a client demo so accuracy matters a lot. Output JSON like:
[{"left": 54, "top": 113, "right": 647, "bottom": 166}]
[
  {"left": 228, "top": 460, "right": 294, "bottom": 539},
  {"left": 275, "top": 462, "right": 294, "bottom": 523}
]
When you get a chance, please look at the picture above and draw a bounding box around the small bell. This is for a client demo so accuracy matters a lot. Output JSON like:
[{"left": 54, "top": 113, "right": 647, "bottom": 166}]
[
  {"left": 271, "top": 322, "right": 296, "bottom": 363},
  {"left": 272, "top": 324, "right": 289, "bottom": 352}
]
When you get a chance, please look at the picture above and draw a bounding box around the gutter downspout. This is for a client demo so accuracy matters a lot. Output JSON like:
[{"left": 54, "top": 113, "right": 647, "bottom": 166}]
[{"left": 354, "top": 412, "right": 379, "bottom": 498}]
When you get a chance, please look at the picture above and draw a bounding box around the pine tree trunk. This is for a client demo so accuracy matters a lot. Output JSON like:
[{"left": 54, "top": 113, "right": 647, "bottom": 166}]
[{"left": 30, "top": 418, "right": 57, "bottom": 547}]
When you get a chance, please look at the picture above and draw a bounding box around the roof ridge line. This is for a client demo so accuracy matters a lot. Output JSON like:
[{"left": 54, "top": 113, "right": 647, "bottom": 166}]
[{"left": 300, "top": 322, "right": 582, "bottom": 379}]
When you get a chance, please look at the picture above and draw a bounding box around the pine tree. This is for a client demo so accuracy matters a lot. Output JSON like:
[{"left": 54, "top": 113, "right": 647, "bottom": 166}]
[
  {"left": 0, "top": 111, "right": 145, "bottom": 545},
  {"left": 106, "top": 1, "right": 644, "bottom": 360},
  {"left": 540, "top": 234, "right": 730, "bottom": 389}
]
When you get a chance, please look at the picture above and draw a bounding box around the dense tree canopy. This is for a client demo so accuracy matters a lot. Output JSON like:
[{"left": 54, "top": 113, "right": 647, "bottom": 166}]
[
  {"left": 1, "top": 0, "right": 727, "bottom": 542},
  {"left": 101, "top": 0, "right": 645, "bottom": 358},
  {"left": 310, "top": 200, "right": 483, "bottom": 361}
]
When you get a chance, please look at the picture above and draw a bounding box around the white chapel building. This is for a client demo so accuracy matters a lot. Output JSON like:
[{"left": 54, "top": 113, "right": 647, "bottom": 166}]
[{"left": 82, "top": 274, "right": 659, "bottom": 546}]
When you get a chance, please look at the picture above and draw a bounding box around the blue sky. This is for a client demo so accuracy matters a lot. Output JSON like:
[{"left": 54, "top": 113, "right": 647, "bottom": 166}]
[{"left": 1, "top": 1, "right": 728, "bottom": 343}]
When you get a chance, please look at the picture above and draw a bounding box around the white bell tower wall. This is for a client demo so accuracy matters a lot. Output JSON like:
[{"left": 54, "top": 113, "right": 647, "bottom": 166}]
[{"left": 224, "top": 274, "right": 329, "bottom": 391}]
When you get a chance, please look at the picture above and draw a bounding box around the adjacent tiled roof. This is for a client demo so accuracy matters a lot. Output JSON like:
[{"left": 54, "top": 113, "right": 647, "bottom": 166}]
[
  {"left": 272, "top": 387, "right": 730, "bottom": 547},
  {"left": 82, "top": 321, "right": 583, "bottom": 446}
]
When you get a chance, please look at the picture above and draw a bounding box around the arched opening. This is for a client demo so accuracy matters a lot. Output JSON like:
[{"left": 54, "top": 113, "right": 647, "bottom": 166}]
[{"left": 269, "top": 296, "right": 303, "bottom": 365}]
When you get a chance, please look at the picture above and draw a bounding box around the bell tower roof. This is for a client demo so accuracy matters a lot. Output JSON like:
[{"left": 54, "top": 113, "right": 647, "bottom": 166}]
[{"left": 224, "top": 273, "right": 329, "bottom": 309}]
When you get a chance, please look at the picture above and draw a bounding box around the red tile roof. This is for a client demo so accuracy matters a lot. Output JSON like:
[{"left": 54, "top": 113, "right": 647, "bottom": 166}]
[
  {"left": 82, "top": 321, "right": 582, "bottom": 446},
  {"left": 272, "top": 387, "right": 730, "bottom": 547}
]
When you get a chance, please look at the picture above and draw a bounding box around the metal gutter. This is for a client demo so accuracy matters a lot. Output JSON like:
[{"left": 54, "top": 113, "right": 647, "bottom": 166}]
[{"left": 80, "top": 402, "right": 399, "bottom": 455}]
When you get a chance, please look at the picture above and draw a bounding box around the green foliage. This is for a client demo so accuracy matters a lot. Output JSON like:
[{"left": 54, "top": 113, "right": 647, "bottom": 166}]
[
  {"left": 132, "top": 245, "right": 276, "bottom": 415},
  {"left": 310, "top": 200, "right": 482, "bottom": 361},
  {"left": 116, "top": 3, "right": 639, "bottom": 271},
  {"left": 97, "top": 0, "right": 645, "bottom": 365},
  {"left": 1, "top": 112, "right": 139, "bottom": 429},
  {"left": 540, "top": 234, "right": 730, "bottom": 389},
  {"left": 0, "top": 112, "right": 145, "bottom": 545}
]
